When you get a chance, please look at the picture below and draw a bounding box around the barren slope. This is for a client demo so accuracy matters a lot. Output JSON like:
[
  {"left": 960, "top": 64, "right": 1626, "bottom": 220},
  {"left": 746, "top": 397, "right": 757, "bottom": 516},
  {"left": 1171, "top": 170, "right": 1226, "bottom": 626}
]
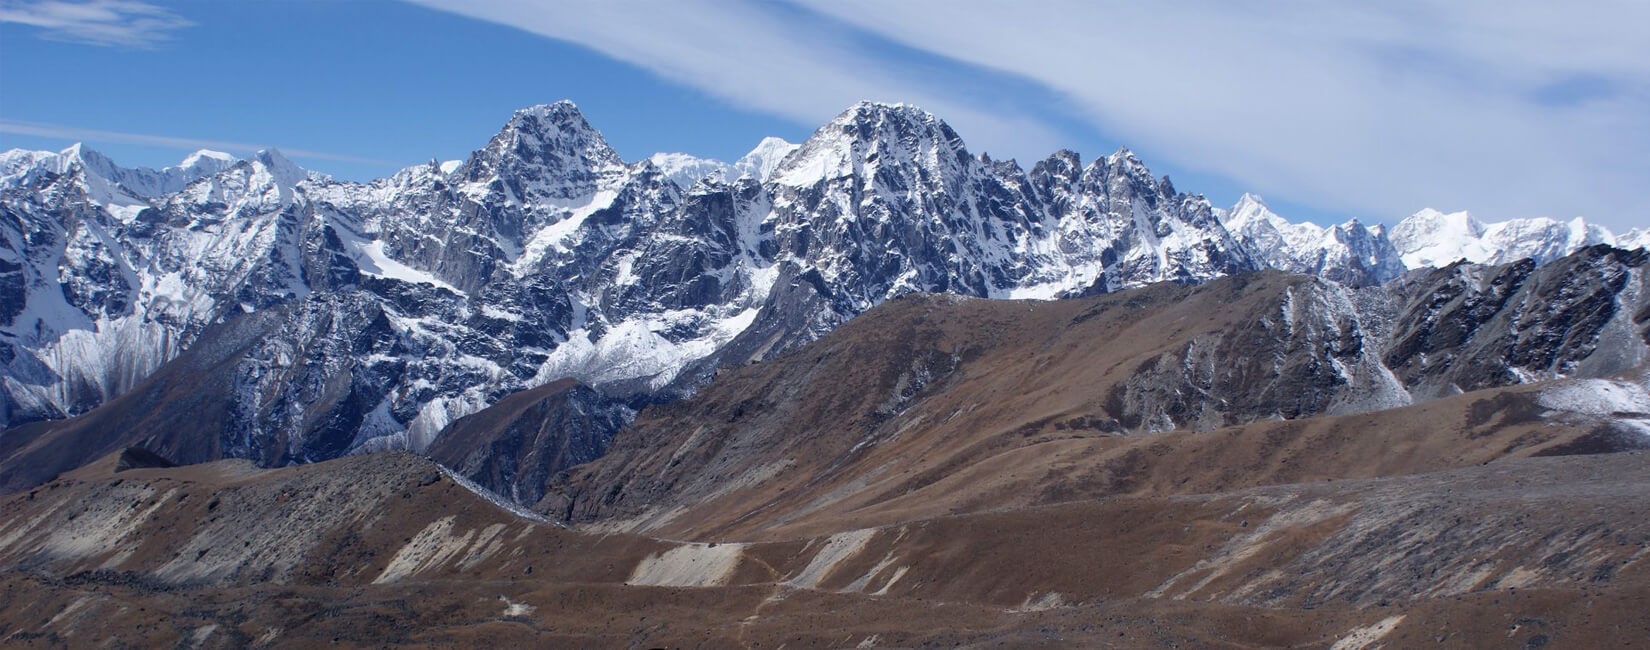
[
  {"left": 545, "top": 272, "right": 1648, "bottom": 540},
  {"left": 4, "top": 446, "right": 1650, "bottom": 647}
]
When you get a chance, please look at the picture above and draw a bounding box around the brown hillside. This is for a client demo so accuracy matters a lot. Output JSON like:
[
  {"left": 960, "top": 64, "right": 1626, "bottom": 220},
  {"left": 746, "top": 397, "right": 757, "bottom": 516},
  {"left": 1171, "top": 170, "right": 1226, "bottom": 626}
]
[
  {"left": 4, "top": 448, "right": 1650, "bottom": 647},
  {"left": 545, "top": 274, "right": 1644, "bottom": 540}
]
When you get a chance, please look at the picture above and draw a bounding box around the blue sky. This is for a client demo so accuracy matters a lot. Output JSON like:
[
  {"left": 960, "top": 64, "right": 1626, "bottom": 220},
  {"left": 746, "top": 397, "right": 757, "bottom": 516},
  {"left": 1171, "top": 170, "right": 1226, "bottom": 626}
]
[{"left": 1, "top": 1, "right": 1646, "bottom": 231}]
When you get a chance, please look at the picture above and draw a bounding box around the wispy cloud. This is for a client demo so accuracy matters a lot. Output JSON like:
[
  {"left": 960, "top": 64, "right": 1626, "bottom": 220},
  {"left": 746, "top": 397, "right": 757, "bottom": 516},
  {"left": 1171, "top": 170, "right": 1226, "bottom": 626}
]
[
  {"left": 410, "top": 0, "right": 1649, "bottom": 230},
  {"left": 0, "top": 119, "right": 399, "bottom": 166},
  {"left": 0, "top": 0, "right": 191, "bottom": 48}
]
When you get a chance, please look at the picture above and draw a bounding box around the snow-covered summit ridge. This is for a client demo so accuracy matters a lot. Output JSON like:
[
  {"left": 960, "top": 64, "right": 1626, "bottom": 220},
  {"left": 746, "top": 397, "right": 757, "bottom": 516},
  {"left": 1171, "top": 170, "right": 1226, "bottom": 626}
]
[
  {"left": 646, "top": 152, "right": 730, "bottom": 190},
  {"left": 180, "top": 148, "right": 236, "bottom": 168},
  {"left": 734, "top": 136, "right": 799, "bottom": 181},
  {"left": 1219, "top": 193, "right": 1404, "bottom": 287},
  {"left": 0, "top": 143, "right": 248, "bottom": 207},
  {"left": 1220, "top": 193, "right": 1640, "bottom": 282},
  {"left": 1390, "top": 207, "right": 1623, "bottom": 268},
  {"left": 166, "top": 147, "right": 313, "bottom": 210},
  {"left": 771, "top": 101, "right": 964, "bottom": 187},
  {"left": 645, "top": 137, "right": 799, "bottom": 190}
]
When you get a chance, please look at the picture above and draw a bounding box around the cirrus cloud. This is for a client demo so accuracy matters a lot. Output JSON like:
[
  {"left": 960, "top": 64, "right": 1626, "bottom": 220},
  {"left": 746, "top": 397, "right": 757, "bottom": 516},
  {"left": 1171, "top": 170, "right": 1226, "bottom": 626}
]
[{"left": 0, "top": 0, "right": 191, "bottom": 48}]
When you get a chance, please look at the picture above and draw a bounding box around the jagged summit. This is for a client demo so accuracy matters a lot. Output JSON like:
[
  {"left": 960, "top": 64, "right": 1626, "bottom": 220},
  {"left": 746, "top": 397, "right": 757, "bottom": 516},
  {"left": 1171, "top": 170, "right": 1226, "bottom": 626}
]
[
  {"left": 501, "top": 100, "right": 608, "bottom": 144},
  {"left": 1029, "top": 149, "right": 1082, "bottom": 185},
  {"left": 455, "top": 100, "right": 626, "bottom": 203},
  {"left": 1092, "top": 145, "right": 1175, "bottom": 201},
  {"left": 828, "top": 101, "right": 962, "bottom": 149},
  {"left": 1219, "top": 193, "right": 1403, "bottom": 287},
  {"left": 1103, "top": 145, "right": 1142, "bottom": 165},
  {"left": 838, "top": 99, "right": 930, "bottom": 117},
  {"left": 772, "top": 101, "right": 968, "bottom": 187}
]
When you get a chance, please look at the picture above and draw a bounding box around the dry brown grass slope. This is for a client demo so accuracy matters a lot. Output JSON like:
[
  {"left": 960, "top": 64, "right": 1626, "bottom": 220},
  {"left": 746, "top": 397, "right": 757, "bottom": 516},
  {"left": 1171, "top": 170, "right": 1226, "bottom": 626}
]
[{"left": 544, "top": 273, "right": 1643, "bottom": 541}]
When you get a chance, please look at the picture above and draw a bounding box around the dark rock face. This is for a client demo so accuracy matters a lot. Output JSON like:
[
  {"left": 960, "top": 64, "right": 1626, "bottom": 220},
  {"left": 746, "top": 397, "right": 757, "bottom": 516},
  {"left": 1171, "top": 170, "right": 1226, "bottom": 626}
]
[
  {"left": 219, "top": 294, "right": 413, "bottom": 466},
  {"left": 1298, "top": 220, "right": 1407, "bottom": 288},
  {"left": 1106, "top": 275, "right": 1405, "bottom": 432},
  {"left": 427, "top": 378, "right": 632, "bottom": 505},
  {"left": 1385, "top": 245, "right": 1649, "bottom": 399}
]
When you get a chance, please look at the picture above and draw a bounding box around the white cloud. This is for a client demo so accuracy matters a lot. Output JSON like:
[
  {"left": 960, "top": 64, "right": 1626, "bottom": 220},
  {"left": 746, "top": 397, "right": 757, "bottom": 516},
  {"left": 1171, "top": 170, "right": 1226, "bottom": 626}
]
[
  {"left": 0, "top": 0, "right": 191, "bottom": 48},
  {"left": 402, "top": 0, "right": 1068, "bottom": 163},
  {"left": 0, "top": 119, "right": 398, "bottom": 165},
  {"left": 792, "top": 0, "right": 1649, "bottom": 229}
]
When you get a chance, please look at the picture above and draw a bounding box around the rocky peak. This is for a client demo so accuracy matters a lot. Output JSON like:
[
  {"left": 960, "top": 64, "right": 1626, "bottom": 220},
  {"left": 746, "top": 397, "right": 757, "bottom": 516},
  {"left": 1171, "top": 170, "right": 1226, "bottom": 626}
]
[
  {"left": 1030, "top": 149, "right": 1082, "bottom": 183},
  {"left": 834, "top": 101, "right": 956, "bottom": 138},
  {"left": 1082, "top": 146, "right": 1175, "bottom": 212},
  {"left": 1102, "top": 146, "right": 1155, "bottom": 174},
  {"left": 455, "top": 100, "right": 626, "bottom": 202},
  {"left": 771, "top": 101, "right": 970, "bottom": 187}
]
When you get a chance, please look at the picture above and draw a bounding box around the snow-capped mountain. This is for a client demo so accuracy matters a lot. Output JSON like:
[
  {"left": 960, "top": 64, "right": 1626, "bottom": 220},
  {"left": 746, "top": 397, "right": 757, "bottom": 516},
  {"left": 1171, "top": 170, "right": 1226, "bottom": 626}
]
[
  {"left": 1220, "top": 193, "right": 1403, "bottom": 287},
  {"left": 3, "top": 101, "right": 787, "bottom": 450},
  {"left": 0, "top": 144, "right": 241, "bottom": 207},
  {"left": 1621, "top": 228, "right": 1650, "bottom": 251},
  {"left": 1219, "top": 195, "right": 1640, "bottom": 283},
  {"left": 1, "top": 145, "right": 321, "bottom": 429},
  {"left": 646, "top": 136, "right": 799, "bottom": 190},
  {"left": 646, "top": 153, "right": 733, "bottom": 192},
  {"left": 1389, "top": 208, "right": 1621, "bottom": 269},
  {"left": 767, "top": 102, "right": 1252, "bottom": 307},
  {"left": 3, "top": 99, "right": 1643, "bottom": 474}
]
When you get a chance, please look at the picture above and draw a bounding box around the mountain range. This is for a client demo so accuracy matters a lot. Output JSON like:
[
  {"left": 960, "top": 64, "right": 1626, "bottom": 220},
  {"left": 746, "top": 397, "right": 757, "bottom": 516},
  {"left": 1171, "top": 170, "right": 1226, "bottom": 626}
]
[
  {"left": 4, "top": 101, "right": 1643, "bottom": 456},
  {"left": 3, "top": 100, "right": 1650, "bottom": 647}
]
